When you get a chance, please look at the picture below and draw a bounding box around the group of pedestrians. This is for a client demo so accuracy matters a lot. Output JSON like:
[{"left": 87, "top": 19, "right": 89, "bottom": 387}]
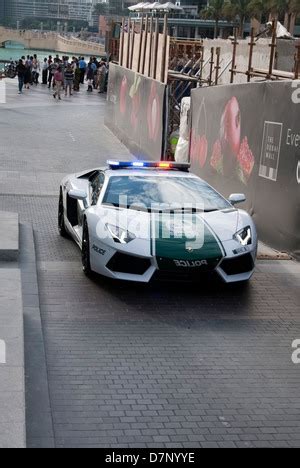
[
  {"left": 15, "top": 54, "right": 41, "bottom": 93},
  {"left": 16, "top": 54, "right": 108, "bottom": 99}
]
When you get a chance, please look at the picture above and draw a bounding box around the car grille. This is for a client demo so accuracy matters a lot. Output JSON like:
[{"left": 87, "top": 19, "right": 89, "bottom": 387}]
[
  {"left": 219, "top": 253, "right": 254, "bottom": 276},
  {"left": 106, "top": 253, "right": 151, "bottom": 275}
]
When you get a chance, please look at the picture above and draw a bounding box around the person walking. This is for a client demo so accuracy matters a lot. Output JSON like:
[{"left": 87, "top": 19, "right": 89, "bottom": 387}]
[
  {"left": 32, "top": 54, "right": 40, "bottom": 85},
  {"left": 79, "top": 57, "right": 87, "bottom": 84},
  {"left": 24, "top": 59, "right": 31, "bottom": 90},
  {"left": 86, "top": 63, "right": 94, "bottom": 92},
  {"left": 48, "top": 57, "right": 56, "bottom": 89},
  {"left": 73, "top": 59, "right": 81, "bottom": 92},
  {"left": 16, "top": 59, "right": 26, "bottom": 94},
  {"left": 64, "top": 63, "right": 74, "bottom": 97},
  {"left": 97, "top": 60, "right": 107, "bottom": 94},
  {"left": 53, "top": 66, "right": 63, "bottom": 100},
  {"left": 42, "top": 58, "right": 48, "bottom": 85}
]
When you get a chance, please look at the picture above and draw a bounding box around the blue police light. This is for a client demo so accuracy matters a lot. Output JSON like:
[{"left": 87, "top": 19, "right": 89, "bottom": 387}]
[{"left": 107, "top": 160, "right": 190, "bottom": 172}]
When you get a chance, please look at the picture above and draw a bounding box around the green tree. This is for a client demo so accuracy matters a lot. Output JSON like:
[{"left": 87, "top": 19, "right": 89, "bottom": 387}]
[
  {"left": 247, "top": 0, "right": 270, "bottom": 22},
  {"left": 223, "top": 0, "right": 250, "bottom": 37},
  {"left": 268, "top": 0, "right": 300, "bottom": 31},
  {"left": 200, "top": 0, "right": 226, "bottom": 38}
]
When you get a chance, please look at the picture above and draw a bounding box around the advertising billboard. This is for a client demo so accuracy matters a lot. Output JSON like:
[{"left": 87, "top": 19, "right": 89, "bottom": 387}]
[
  {"left": 106, "top": 63, "right": 167, "bottom": 161},
  {"left": 190, "top": 81, "right": 300, "bottom": 258}
]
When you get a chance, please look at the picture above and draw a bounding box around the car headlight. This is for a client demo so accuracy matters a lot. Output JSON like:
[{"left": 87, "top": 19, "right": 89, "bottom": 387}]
[
  {"left": 234, "top": 226, "right": 252, "bottom": 246},
  {"left": 106, "top": 224, "right": 136, "bottom": 244}
]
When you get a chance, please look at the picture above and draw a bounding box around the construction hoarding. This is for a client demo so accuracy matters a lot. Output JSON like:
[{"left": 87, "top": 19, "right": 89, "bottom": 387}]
[
  {"left": 190, "top": 80, "right": 300, "bottom": 258},
  {"left": 106, "top": 63, "right": 167, "bottom": 161}
]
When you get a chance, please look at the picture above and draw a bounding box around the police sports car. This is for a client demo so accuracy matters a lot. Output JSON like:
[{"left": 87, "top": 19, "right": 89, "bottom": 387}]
[{"left": 58, "top": 160, "right": 257, "bottom": 283}]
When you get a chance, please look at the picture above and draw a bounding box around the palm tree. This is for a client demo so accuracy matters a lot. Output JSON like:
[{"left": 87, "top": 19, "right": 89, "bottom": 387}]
[
  {"left": 201, "top": 0, "right": 226, "bottom": 39},
  {"left": 246, "top": 0, "right": 272, "bottom": 31},
  {"left": 268, "top": 0, "right": 300, "bottom": 32},
  {"left": 223, "top": 0, "right": 250, "bottom": 37},
  {"left": 247, "top": 0, "right": 270, "bottom": 22}
]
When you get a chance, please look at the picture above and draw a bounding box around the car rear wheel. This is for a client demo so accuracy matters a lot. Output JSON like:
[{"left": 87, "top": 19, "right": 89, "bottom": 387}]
[
  {"left": 58, "top": 189, "right": 68, "bottom": 237},
  {"left": 82, "top": 219, "right": 93, "bottom": 277}
]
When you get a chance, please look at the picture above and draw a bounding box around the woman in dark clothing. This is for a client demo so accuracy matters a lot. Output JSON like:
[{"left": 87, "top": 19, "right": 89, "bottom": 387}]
[
  {"left": 24, "top": 62, "right": 31, "bottom": 89},
  {"left": 86, "top": 64, "right": 94, "bottom": 92},
  {"left": 74, "top": 61, "right": 81, "bottom": 92}
]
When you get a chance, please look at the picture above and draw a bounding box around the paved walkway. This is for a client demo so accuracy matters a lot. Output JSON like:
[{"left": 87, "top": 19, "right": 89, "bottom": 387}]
[{"left": 0, "top": 79, "right": 300, "bottom": 448}]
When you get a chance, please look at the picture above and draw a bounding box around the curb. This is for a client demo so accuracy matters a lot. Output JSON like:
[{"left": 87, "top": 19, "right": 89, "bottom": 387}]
[
  {"left": 20, "top": 223, "right": 55, "bottom": 448},
  {"left": 257, "top": 241, "right": 293, "bottom": 261}
]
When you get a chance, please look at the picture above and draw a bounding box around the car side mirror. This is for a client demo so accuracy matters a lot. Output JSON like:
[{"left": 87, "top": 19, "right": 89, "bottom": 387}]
[
  {"left": 228, "top": 194, "right": 246, "bottom": 205},
  {"left": 69, "top": 189, "right": 88, "bottom": 208}
]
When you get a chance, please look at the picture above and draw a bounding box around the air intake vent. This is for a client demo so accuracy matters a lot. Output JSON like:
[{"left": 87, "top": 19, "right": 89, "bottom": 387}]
[
  {"left": 220, "top": 253, "right": 254, "bottom": 276},
  {"left": 107, "top": 253, "right": 151, "bottom": 275}
]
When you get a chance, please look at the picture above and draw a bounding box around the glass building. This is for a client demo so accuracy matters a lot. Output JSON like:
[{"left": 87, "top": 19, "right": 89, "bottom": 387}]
[{"left": 2, "top": 0, "right": 102, "bottom": 26}]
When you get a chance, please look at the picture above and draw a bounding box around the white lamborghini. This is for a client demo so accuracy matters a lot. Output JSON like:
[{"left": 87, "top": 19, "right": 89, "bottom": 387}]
[{"left": 58, "top": 160, "right": 257, "bottom": 283}]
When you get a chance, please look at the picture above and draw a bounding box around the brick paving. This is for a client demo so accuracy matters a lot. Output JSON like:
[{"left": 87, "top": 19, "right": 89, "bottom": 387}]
[{"left": 0, "top": 79, "right": 300, "bottom": 448}]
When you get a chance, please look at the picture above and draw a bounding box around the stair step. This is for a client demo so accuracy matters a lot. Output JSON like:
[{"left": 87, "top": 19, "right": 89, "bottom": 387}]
[{"left": 0, "top": 212, "right": 19, "bottom": 261}]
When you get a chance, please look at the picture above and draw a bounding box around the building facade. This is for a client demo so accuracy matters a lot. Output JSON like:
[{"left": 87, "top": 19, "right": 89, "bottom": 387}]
[
  {"left": 3, "top": 0, "right": 101, "bottom": 26},
  {"left": 0, "top": 0, "right": 13, "bottom": 24}
]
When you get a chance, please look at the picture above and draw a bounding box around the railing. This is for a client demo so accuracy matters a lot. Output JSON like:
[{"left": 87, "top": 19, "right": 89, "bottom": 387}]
[{"left": 0, "top": 27, "right": 104, "bottom": 54}]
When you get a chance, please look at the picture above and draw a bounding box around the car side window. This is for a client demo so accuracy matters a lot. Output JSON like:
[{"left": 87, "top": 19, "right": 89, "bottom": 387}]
[{"left": 91, "top": 172, "right": 105, "bottom": 206}]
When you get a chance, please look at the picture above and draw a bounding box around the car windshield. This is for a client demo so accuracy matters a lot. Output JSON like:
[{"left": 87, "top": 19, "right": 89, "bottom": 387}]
[{"left": 103, "top": 175, "right": 231, "bottom": 212}]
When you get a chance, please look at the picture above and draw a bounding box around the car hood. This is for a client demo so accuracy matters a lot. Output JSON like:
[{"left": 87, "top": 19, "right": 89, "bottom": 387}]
[
  {"left": 198, "top": 209, "right": 240, "bottom": 241},
  {"left": 97, "top": 206, "right": 241, "bottom": 244}
]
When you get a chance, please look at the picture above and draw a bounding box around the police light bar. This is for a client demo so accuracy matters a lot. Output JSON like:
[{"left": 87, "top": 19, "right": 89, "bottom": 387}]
[{"left": 107, "top": 160, "right": 190, "bottom": 172}]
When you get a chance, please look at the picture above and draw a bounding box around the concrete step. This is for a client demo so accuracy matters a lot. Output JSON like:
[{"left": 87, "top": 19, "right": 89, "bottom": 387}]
[
  {"left": 0, "top": 212, "right": 19, "bottom": 261},
  {"left": 0, "top": 268, "right": 26, "bottom": 448},
  {"left": 0, "top": 212, "right": 25, "bottom": 448}
]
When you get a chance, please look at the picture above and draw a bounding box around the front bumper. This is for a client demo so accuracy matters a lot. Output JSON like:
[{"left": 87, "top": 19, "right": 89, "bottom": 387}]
[{"left": 91, "top": 247, "right": 256, "bottom": 284}]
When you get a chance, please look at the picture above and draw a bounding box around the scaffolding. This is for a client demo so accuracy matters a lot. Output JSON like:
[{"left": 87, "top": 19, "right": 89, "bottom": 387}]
[{"left": 114, "top": 17, "right": 300, "bottom": 156}]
